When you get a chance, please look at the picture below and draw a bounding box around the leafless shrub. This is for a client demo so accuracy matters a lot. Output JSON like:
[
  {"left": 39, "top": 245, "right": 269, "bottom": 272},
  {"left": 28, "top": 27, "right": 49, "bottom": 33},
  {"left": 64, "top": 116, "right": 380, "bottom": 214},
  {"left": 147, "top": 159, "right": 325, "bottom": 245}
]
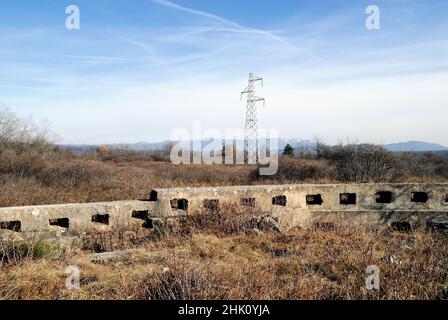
[
  {"left": 0, "top": 106, "right": 53, "bottom": 177},
  {"left": 395, "top": 152, "right": 448, "bottom": 180},
  {"left": 37, "top": 164, "right": 111, "bottom": 189},
  {"left": 319, "top": 143, "right": 397, "bottom": 182},
  {"left": 251, "top": 156, "right": 335, "bottom": 182}
]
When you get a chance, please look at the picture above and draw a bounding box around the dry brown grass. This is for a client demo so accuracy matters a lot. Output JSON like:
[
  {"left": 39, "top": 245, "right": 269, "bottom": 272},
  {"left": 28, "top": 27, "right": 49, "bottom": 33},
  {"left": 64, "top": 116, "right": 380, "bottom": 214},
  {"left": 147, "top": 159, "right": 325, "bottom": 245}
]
[
  {"left": 3, "top": 152, "right": 447, "bottom": 207},
  {"left": 0, "top": 205, "right": 447, "bottom": 300},
  {"left": 0, "top": 157, "right": 256, "bottom": 207},
  {"left": 1, "top": 134, "right": 448, "bottom": 208},
  {"left": 2, "top": 106, "right": 448, "bottom": 207}
]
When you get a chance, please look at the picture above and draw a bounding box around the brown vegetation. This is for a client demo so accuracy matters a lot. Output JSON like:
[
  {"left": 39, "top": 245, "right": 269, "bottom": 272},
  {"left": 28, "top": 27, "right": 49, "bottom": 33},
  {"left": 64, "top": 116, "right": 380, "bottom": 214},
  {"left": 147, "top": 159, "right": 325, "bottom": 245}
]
[
  {"left": 0, "top": 205, "right": 447, "bottom": 300},
  {"left": 254, "top": 143, "right": 448, "bottom": 184},
  {"left": 1, "top": 106, "right": 448, "bottom": 207},
  {"left": 1, "top": 108, "right": 448, "bottom": 300},
  {"left": 1, "top": 107, "right": 448, "bottom": 208}
]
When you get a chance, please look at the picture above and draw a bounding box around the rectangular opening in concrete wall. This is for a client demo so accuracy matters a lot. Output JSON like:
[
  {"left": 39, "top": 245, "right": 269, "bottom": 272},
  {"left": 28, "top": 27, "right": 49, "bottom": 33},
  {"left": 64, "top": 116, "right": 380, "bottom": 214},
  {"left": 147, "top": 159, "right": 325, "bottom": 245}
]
[
  {"left": 445, "top": 194, "right": 448, "bottom": 203},
  {"left": 427, "top": 220, "right": 448, "bottom": 231},
  {"left": 313, "top": 222, "right": 335, "bottom": 230},
  {"left": 306, "top": 194, "right": 323, "bottom": 205},
  {"left": 203, "top": 199, "right": 220, "bottom": 212},
  {"left": 272, "top": 195, "right": 287, "bottom": 206},
  {"left": 49, "top": 218, "right": 69, "bottom": 229},
  {"left": 149, "top": 190, "right": 158, "bottom": 201},
  {"left": 91, "top": 214, "right": 109, "bottom": 225},
  {"left": 132, "top": 210, "right": 148, "bottom": 221},
  {"left": 0, "top": 220, "right": 21, "bottom": 232},
  {"left": 170, "top": 198, "right": 189, "bottom": 210},
  {"left": 142, "top": 218, "right": 154, "bottom": 229},
  {"left": 375, "top": 191, "right": 393, "bottom": 204},
  {"left": 240, "top": 197, "right": 256, "bottom": 207},
  {"left": 131, "top": 210, "right": 153, "bottom": 229},
  {"left": 391, "top": 221, "right": 412, "bottom": 232},
  {"left": 340, "top": 193, "right": 356, "bottom": 205},
  {"left": 411, "top": 192, "right": 428, "bottom": 203}
]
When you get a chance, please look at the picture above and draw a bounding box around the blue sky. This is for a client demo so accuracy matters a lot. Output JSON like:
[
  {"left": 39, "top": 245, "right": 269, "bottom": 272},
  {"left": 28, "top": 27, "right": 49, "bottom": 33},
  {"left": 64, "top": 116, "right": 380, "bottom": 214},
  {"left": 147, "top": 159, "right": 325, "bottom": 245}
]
[{"left": 0, "top": 0, "right": 447, "bottom": 145}]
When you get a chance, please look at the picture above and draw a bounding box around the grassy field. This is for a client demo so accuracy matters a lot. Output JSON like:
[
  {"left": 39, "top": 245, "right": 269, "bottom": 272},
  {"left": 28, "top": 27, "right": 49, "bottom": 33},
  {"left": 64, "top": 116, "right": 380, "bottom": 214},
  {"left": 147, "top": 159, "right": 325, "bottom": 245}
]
[
  {"left": 2, "top": 149, "right": 448, "bottom": 208},
  {"left": 1, "top": 207, "right": 447, "bottom": 300},
  {"left": 0, "top": 156, "right": 256, "bottom": 207}
]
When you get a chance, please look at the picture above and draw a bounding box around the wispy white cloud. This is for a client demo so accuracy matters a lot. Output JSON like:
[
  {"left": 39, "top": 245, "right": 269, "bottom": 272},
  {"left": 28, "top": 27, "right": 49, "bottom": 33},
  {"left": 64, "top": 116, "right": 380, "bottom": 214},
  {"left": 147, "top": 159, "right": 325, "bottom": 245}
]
[
  {"left": 150, "top": 0, "right": 289, "bottom": 44},
  {"left": 0, "top": 28, "right": 48, "bottom": 40}
]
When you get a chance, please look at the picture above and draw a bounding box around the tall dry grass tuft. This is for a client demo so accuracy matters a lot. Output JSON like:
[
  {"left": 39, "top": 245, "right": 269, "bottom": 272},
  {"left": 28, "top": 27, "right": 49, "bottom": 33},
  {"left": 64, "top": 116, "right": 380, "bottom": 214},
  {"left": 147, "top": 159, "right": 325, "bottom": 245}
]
[
  {"left": 186, "top": 203, "right": 278, "bottom": 236},
  {"left": 0, "top": 236, "right": 69, "bottom": 266}
]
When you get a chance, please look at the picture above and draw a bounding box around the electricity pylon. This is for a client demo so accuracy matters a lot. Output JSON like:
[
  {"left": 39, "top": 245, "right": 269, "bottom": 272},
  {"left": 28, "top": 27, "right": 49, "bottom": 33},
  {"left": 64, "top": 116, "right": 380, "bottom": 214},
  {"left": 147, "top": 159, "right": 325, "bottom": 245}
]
[{"left": 241, "top": 73, "right": 265, "bottom": 164}]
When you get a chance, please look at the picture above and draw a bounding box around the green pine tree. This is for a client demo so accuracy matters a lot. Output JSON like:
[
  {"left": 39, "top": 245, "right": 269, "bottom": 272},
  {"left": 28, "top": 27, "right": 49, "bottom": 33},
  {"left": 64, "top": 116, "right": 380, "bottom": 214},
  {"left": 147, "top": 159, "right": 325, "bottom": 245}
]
[{"left": 282, "top": 143, "right": 294, "bottom": 155}]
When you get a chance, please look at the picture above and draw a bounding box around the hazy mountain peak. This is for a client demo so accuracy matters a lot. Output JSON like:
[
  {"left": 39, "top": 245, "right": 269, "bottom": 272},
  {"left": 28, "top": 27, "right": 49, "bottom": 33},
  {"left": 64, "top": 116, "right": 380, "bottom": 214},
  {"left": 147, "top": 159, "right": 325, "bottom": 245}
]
[{"left": 384, "top": 141, "right": 448, "bottom": 152}]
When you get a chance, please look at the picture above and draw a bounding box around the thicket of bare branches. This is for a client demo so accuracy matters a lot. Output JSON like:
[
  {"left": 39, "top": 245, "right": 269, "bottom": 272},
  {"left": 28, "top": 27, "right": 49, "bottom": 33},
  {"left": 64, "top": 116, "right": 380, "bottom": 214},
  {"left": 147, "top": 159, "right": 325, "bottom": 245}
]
[
  {"left": 0, "top": 106, "right": 54, "bottom": 177},
  {"left": 253, "top": 142, "right": 448, "bottom": 183},
  {"left": 318, "top": 143, "right": 397, "bottom": 182}
]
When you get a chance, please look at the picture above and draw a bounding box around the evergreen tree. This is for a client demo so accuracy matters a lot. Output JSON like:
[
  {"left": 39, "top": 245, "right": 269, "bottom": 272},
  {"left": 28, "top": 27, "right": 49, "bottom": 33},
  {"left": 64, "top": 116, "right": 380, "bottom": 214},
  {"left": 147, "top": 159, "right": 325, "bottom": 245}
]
[{"left": 282, "top": 144, "right": 294, "bottom": 155}]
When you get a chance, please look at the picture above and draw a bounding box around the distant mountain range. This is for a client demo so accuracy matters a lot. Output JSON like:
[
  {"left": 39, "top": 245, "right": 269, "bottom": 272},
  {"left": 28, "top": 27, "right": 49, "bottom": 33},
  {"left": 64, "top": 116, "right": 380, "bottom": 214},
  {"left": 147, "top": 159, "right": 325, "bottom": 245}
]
[
  {"left": 60, "top": 139, "right": 448, "bottom": 154},
  {"left": 383, "top": 141, "right": 448, "bottom": 152}
]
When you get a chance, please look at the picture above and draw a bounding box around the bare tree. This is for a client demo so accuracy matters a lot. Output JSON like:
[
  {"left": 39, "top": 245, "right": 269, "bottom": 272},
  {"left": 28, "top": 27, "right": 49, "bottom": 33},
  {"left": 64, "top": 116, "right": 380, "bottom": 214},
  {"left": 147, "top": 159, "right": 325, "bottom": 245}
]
[
  {"left": 0, "top": 105, "right": 53, "bottom": 176},
  {"left": 323, "top": 143, "right": 396, "bottom": 182}
]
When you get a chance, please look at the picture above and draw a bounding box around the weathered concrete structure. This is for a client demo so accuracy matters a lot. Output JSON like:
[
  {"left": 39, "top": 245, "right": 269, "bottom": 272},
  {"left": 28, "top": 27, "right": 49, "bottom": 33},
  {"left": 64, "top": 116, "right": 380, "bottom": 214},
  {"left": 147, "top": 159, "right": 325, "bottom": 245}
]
[
  {"left": 151, "top": 183, "right": 448, "bottom": 231},
  {"left": 0, "top": 201, "right": 153, "bottom": 238},
  {"left": 1, "top": 183, "right": 448, "bottom": 238}
]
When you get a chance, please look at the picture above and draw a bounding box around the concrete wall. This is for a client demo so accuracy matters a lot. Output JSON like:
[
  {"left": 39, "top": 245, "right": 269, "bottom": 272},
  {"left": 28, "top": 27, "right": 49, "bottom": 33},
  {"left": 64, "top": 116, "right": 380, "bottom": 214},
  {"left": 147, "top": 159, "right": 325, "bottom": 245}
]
[
  {"left": 150, "top": 183, "right": 448, "bottom": 213},
  {"left": 1, "top": 183, "right": 447, "bottom": 238},
  {"left": 0, "top": 200, "right": 153, "bottom": 238},
  {"left": 149, "top": 183, "right": 448, "bottom": 231}
]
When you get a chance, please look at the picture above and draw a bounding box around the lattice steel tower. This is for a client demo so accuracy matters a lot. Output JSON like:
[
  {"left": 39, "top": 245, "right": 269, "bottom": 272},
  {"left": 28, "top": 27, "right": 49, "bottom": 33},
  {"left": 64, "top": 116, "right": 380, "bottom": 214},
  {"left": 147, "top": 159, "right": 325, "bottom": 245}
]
[{"left": 241, "top": 73, "right": 265, "bottom": 163}]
